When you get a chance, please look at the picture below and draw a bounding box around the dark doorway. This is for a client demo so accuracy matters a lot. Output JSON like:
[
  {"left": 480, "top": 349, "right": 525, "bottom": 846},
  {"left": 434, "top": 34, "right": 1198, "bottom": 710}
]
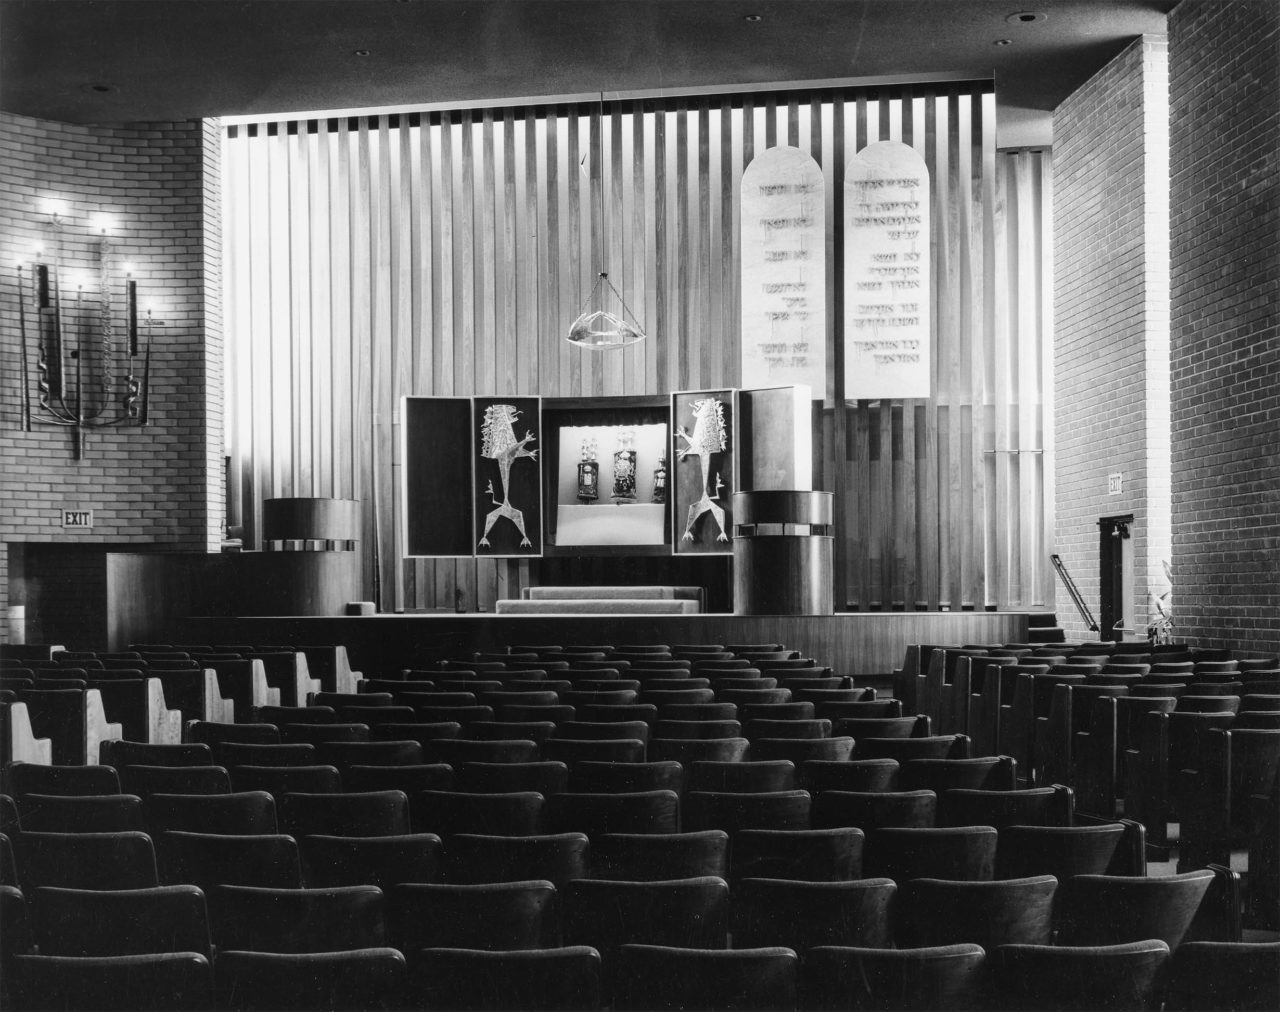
[{"left": 1098, "top": 515, "right": 1135, "bottom": 641}]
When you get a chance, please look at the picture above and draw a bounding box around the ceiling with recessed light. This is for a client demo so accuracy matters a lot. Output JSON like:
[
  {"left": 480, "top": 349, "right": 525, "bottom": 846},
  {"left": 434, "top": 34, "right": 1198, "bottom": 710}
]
[{"left": 0, "top": 0, "right": 1174, "bottom": 146}]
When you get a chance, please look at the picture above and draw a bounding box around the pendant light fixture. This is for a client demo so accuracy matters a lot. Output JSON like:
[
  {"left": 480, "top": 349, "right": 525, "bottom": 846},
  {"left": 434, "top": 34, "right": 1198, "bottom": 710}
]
[{"left": 566, "top": 92, "right": 646, "bottom": 350}]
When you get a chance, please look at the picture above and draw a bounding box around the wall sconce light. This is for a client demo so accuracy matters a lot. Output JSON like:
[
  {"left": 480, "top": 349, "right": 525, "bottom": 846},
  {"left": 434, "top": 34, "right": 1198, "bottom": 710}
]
[{"left": 19, "top": 199, "right": 155, "bottom": 459}]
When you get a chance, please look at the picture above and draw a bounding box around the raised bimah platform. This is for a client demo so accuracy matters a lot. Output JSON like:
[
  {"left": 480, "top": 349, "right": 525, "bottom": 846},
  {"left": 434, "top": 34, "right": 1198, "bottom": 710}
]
[{"left": 168, "top": 611, "right": 1030, "bottom": 680}]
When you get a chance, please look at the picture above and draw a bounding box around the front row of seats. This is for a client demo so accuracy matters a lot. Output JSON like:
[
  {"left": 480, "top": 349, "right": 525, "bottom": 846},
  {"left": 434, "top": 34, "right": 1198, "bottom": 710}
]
[
  {"left": 0, "top": 869, "right": 1231, "bottom": 956},
  {"left": 3, "top": 928, "right": 1277, "bottom": 1011}
]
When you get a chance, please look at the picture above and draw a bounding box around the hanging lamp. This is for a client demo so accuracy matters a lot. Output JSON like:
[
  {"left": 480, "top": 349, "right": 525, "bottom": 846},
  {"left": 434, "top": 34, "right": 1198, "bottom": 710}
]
[{"left": 566, "top": 93, "right": 646, "bottom": 350}]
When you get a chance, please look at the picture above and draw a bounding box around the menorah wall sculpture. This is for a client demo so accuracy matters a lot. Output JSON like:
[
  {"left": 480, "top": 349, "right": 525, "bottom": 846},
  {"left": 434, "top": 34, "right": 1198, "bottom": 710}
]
[{"left": 18, "top": 202, "right": 154, "bottom": 459}]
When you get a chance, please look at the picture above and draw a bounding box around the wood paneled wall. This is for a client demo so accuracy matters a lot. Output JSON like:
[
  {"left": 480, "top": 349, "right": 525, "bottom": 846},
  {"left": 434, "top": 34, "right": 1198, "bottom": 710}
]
[{"left": 222, "top": 83, "right": 1053, "bottom": 613}]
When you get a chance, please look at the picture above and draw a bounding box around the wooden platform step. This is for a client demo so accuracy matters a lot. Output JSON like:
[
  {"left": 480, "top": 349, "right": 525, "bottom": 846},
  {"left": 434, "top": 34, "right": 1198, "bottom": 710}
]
[{"left": 1026, "top": 613, "right": 1065, "bottom": 642}]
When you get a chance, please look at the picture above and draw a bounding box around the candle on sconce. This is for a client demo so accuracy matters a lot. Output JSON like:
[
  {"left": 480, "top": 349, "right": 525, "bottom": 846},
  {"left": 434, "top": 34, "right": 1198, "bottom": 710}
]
[
  {"left": 46, "top": 259, "right": 65, "bottom": 397},
  {"left": 127, "top": 279, "right": 138, "bottom": 356},
  {"left": 74, "top": 281, "right": 84, "bottom": 364},
  {"left": 17, "top": 263, "right": 29, "bottom": 426},
  {"left": 74, "top": 277, "right": 88, "bottom": 359}
]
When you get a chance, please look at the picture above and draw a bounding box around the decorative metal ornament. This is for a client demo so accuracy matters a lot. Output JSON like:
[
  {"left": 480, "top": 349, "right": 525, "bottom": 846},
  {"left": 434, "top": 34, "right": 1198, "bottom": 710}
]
[
  {"left": 676, "top": 397, "right": 729, "bottom": 542},
  {"left": 19, "top": 206, "right": 153, "bottom": 459},
  {"left": 478, "top": 403, "right": 538, "bottom": 549}
]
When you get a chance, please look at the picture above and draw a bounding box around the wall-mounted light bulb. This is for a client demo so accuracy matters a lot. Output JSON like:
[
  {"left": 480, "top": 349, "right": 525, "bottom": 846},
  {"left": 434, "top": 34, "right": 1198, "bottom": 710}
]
[
  {"left": 42, "top": 197, "right": 70, "bottom": 222},
  {"left": 89, "top": 212, "right": 115, "bottom": 235},
  {"left": 64, "top": 269, "right": 92, "bottom": 292},
  {"left": 123, "top": 262, "right": 136, "bottom": 277}
]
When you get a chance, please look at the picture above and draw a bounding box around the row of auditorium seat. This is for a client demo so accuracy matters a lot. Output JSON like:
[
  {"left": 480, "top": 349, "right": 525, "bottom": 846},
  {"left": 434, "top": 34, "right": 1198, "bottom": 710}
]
[
  {"left": 17, "top": 753, "right": 1019, "bottom": 796},
  {"left": 143, "top": 720, "right": 985, "bottom": 767},
  {"left": 0, "top": 781, "right": 1093, "bottom": 850},
  {"left": 6, "top": 936, "right": 1276, "bottom": 1012},
  {"left": 7, "top": 745, "right": 1024, "bottom": 793},
  {"left": 2, "top": 863, "right": 1227, "bottom": 951},
  {"left": 3, "top": 809, "right": 1143, "bottom": 888}
]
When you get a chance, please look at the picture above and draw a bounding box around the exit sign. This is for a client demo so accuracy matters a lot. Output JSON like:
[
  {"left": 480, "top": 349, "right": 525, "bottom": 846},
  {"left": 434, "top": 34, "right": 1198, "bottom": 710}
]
[
  {"left": 62, "top": 509, "right": 94, "bottom": 528},
  {"left": 1107, "top": 473, "right": 1123, "bottom": 495}
]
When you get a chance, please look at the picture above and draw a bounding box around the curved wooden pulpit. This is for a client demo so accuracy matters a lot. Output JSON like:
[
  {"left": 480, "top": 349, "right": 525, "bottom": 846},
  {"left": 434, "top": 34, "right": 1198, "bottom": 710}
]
[
  {"left": 732, "top": 491, "right": 833, "bottom": 615},
  {"left": 239, "top": 497, "right": 363, "bottom": 615}
]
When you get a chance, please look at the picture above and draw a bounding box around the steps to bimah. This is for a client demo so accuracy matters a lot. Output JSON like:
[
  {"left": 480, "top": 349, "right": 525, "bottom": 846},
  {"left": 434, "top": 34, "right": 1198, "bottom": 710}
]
[{"left": 1027, "top": 612, "right": 1065, "bottom": 643}]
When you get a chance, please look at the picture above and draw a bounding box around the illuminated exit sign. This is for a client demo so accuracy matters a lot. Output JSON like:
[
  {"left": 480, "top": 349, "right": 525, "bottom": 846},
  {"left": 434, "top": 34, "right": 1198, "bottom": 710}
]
[{"left": 62, "top": 509, "right": 94, "bottom": 528}]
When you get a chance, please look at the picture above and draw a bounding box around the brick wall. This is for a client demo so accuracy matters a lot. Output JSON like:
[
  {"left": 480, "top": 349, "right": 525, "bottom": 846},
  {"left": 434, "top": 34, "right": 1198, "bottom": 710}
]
[
  {"left": 0, "top": 112, "right": 222, "bottom": 644},
  {"left": 1169, "top": 0, "right": 1280, "bottom": 654},
  {"left": 1052, "top": 37, "right": 1170, "bottom": 642}
]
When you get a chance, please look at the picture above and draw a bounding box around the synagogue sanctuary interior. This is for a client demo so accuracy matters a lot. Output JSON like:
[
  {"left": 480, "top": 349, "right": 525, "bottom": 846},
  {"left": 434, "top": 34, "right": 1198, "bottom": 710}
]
[{"left": 0, "top": 1, "right": 1277, "bottom": 1010}]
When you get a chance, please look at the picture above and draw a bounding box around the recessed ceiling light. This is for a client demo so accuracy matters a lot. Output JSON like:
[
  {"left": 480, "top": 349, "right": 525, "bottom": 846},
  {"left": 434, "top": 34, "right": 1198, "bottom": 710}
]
[
  {"left": 1005, "top": 11, "right": 1047, "bottom": 24},
  {"left": 744, "top": 14, "right": 763, "bottom": 22},
  {"left": 353, "top": 49, "right": 372, "bottom": 57},
  {"left": 80, "top": 83, "right": 118, "bottom": 94},
  {"left": 993, "top": 38, "right": 1013, "bottom": 46}
]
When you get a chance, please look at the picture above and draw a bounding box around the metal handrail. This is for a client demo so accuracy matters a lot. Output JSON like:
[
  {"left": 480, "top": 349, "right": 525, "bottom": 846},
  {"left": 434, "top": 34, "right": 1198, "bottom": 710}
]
[{"left": 1050, "top": 554, "right": 1099, "bottom": 633}]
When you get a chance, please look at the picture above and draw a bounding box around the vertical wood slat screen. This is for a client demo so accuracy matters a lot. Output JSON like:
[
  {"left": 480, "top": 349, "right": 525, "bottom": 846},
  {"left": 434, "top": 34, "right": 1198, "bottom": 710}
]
[{"left": 223, "top": 84, "right": 1054, "bottom": 613}]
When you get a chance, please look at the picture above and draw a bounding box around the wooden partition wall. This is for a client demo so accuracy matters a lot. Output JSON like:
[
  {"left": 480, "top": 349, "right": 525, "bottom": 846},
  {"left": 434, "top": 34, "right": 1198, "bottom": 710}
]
[{"left": 223, "top": 81, "right": 1053, "bottom": 613}]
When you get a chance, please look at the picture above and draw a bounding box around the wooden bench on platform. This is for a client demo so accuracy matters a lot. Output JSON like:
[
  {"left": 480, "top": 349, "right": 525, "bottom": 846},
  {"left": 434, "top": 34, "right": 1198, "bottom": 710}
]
[
  {"left": 524, "top": 586, "right": 705, "bottom": 607},
  {"left": 500, "top": 586, "right": 705, "bottom": 616},
  {"left": 497, "top": 599, "right": 700, "bottom": 615}
]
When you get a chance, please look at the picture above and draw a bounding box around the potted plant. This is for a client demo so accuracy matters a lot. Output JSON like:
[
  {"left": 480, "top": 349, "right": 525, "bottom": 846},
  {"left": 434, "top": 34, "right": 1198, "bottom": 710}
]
[{"left": 1147, "top": 560, "right": 1173, "bottom": 644}]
